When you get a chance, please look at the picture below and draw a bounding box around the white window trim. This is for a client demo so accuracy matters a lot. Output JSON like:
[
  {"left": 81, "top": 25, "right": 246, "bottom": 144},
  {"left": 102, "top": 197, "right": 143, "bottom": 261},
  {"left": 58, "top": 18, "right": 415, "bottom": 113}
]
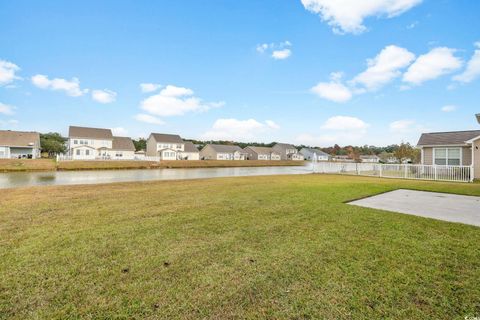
[{"left": 433, "top": 147, "right": 462, "bottom": 166}]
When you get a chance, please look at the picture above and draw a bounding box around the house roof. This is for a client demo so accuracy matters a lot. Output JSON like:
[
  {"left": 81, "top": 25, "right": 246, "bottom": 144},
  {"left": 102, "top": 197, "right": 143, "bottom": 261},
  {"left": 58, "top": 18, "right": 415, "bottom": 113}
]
[
  {"left": 301, "top": 147, "right": 330, "bottom": 157},
  {"left": 205, "top": 144, "right": 246, "bottom": 153},
  {"left": 0, "top": 130, "right": 40, "bottom": 147},
  {"left": 183, "top": 141, "right": 199, "bottom": 153},
  {"left": 245, "top": 146, "right": 278, "bottom": 154},
  {"left": 150, "top": 133, "right": 184, "bottom": 144},
  {"left": 417, "top": 130, "right": 480, "bottom": 146},
  {"left": 69, "top": 126, "right": 113, "bottom": 139},
  {"left": 274, "top": 143, "right": 296, "bottom": 149},
  {"left": 112, "top": 136, "right": 135, "bottom": 151}
]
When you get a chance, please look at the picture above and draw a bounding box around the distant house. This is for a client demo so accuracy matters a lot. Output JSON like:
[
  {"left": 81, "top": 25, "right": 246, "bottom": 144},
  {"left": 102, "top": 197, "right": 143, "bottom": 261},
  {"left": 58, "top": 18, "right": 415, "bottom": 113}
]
[
  {"left": 244, "top": 146, "right": 281, "bottom": 160},
  {"left": 179, "top": 141, "right": 200, "bottom": 160},
  {"left": 359, "top": 155, "right": 380, "bottom": 163},
  {"left": 299, "top": 147, "right": 330, "bottom": 161},
  {"left": 331, "top": 155, "right": 354, "bottom": 162},
  {"left": 68, "top": 126, "right": 135, "bottom": 160},
  {"left": 417, "top": 114, "right": 480, "bottom": 180},
  {"left": 0, "top": 130, "right": 41, "bottom": 159},
  {"left": 272, "top": 143, "right": 304, "bottom": 161},
  {"left": 200, "top": 144, "right": 248, "bottom": 160},
  {"left": 146, "top": 133, "right": 185, "bottom": 160}
]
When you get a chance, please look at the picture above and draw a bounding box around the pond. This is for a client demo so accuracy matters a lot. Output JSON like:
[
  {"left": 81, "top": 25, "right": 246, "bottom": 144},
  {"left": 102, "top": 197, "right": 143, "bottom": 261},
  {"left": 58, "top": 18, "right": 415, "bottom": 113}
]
[{"left": 0, "top": 164, "right": 313, "bottom": 189}]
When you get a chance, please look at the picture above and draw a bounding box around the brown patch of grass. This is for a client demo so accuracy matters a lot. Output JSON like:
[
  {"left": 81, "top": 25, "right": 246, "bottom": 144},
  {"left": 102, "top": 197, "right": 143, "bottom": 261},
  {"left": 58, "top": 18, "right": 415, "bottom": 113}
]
[{"left": 0, "top": 159, "right": 56, "bottom": 172}]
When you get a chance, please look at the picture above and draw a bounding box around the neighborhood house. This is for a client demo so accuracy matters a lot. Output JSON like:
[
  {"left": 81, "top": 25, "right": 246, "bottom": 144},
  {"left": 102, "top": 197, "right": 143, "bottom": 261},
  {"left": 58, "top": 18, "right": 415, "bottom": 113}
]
[
  {"left": 300, "top": 147, "right": 330, "bottom": 161},
  {"left": 0, "top": 130, "right": 41, "bottom": 159},
  {"left": 200, "top": 144, "right": 248, "bottom": 160},
  {"left": 68, "top": 126, "right": 135, "bottom": 160},
  {"left": 244, "top": 146, "right": 281, "bottom": 160},
  {"left": 146, "top": 133, "right": 200, "bottom": 160},
  {"left": 360, "top": 155, "right": 380, "bottom": 163},
  {"left": 272, "top": 143, "right": 304, "bottom": 161}
]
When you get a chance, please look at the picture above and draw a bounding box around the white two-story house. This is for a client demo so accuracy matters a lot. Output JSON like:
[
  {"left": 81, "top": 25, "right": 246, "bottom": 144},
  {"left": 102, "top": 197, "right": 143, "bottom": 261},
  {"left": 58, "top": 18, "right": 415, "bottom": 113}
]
[
  {"left": 146, "top": 133, "right": 185, "bottom": 160},
  {"left": 68, "top": 126, "right": 135, "bottom": 160}
]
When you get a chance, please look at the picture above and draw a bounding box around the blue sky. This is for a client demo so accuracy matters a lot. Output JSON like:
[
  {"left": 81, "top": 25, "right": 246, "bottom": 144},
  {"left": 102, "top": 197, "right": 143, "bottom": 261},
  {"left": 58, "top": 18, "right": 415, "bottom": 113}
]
[{"left": 1, "top": 0, "right": 480, "bottom": 146}]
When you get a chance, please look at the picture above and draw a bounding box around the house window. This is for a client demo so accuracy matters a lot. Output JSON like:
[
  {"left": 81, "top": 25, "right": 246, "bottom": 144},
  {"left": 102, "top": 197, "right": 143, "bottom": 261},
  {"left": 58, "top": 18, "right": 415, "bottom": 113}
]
[
  {"left": 85, "top": 150, "right": 90, "bottom": 156},
  {"left": 76, "top": 149, "right": 81, "bottom": 156},
  {"left": 74, "top": 140, "right": 78, "bottom": 144},
  {"left": 434, "top": 148, "right": 461, "bottom": 166},
  {"left": 116, "top": 152, "right": 122, "bottom": 157}
]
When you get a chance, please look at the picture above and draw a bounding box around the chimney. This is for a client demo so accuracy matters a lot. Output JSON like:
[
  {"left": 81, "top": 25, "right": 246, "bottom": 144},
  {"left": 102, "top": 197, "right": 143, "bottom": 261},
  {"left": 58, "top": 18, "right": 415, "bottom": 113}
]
[{"left": 477, "top": 113, "right": 480, "bottom": 124}]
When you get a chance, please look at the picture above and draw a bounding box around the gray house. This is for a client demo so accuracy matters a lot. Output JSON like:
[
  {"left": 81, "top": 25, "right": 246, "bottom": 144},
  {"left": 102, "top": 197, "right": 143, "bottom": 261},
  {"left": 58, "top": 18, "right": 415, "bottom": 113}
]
[
  {"left": 0, "top": 130, "right": 41, "bottom": 159},
  {"left": 146, "top": 133, "right": 185, "bottom": 160},
  {"left": 272, "top": 143, "right": 304, "bottom": 161},
  {"left": 200, "top": 144, "right": 247, "bottom": 160},
  {"left": 244, "top": 146, "right": 281, "bottom": 160},
  {"left": 417, "top": 114, "right": 480, "bottom": 180},
  {"left": 299, "top": 147, "right": 330, "bottom": 161}
]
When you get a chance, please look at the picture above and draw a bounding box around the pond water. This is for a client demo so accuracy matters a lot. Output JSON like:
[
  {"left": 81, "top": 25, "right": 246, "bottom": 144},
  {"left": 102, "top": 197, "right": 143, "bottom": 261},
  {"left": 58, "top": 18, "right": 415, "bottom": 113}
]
[{"left": 0, "top": 164, "right": 313, "bottom": 189}]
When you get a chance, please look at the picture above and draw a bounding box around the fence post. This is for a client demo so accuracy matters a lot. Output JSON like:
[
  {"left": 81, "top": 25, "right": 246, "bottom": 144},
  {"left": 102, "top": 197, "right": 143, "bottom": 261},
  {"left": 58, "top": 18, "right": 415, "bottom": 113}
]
[
  {"left": 434, "top": 166, "right": 437, "bottom": 180},
  {"left": 379, "top": 164, "right": 382, "bottom": 177},
  {"left": 471, "top": 165, "right": 474, "bottom": 182},
  {"left": 404, "top": 165, "right": 407, "bottom": 179}
]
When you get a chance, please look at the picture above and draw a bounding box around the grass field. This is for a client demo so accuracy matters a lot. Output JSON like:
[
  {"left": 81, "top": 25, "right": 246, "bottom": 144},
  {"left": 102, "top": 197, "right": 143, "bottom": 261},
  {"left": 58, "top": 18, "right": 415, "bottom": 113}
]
[
  {"left": 1, "top": 174, "right": 479, "bottom": 319},
  {"left": 0, "top": 159, "right": 303, "bottom": 172},
  {"left": 0, "top": 159, "right": 56, "bottom": 172}
]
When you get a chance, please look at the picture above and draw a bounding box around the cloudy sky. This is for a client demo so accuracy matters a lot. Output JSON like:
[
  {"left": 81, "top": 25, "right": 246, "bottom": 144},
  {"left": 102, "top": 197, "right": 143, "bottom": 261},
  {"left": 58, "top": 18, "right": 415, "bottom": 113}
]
[{"left": 1, "top": 0, "right": 480, "bottom": 146}]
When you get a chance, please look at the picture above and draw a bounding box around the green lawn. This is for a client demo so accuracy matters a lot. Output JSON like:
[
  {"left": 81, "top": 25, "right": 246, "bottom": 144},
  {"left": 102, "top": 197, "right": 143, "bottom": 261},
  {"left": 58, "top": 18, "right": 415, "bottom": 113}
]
[{"left": 0, "top": 174, "right": 479, "bottom": 319}]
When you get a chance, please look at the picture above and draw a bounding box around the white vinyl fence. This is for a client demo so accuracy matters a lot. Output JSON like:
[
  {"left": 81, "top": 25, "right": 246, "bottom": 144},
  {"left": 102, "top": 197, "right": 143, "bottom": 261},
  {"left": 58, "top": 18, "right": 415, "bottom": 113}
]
[
  {"left": 56, "top": 155, "right": 161, "bottom": 162},
  {"left": 313, "top": 162, "right": 473, "bottom": 183}
]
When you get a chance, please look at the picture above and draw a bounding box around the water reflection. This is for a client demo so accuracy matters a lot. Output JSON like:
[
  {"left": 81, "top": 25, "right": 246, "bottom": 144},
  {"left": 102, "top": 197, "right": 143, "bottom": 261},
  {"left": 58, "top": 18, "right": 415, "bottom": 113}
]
[{"left": 0, "top": 164, "right": 312, "bottom": 189}]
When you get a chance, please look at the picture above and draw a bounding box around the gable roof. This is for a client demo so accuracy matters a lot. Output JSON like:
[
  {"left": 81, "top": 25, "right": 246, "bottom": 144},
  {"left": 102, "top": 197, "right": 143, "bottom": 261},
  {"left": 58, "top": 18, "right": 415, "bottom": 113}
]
[
  {"left": 245, "top": 146, "right": 278, "bottom": 154},
  {"left": 112, "top": 136, "right": 135, "bottom": 151},
  {"left": 274, "top": 143, "right": 296, "bottom": 149},
  {"left": 183, "top": 141, "right": 199, "bottom": 153},
  {"left": 69, "top": 126, "right": 113, "bottom": 139},
  {"left": 301, "top": 147, "right": 330, "bottom": 157},
  {"left": 205, "top": 144, "right": 246, "bottom": 153},
  {"left": 0, "top": 130, "right": 40, "bottom": 147},
  {"left": 150, "top": 133, "right": 184, "bottom": 144},
  {"left": 417, "top": 130, "right": 480, "bottom": 146}
]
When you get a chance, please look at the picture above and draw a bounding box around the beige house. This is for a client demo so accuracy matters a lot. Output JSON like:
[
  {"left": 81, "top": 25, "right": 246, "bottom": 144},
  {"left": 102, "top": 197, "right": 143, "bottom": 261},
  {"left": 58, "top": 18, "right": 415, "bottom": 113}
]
[
  {"left": 179, "top": 141, "right": 200, "bottom": 160},
  {"left": 200, "top": 144, "right": 247, "bottom": 160},
  {"left": 244, "top": 146, "right": 281, "bottom": 160},
  {"left": 146, "top": 133, "right": 185, "bottom": 160},
  {"left": 272, "top": 143, "right": 304, "bottom": 160},
  {"left": 68, "top": 126, "right": 135, "bottom": 160},
  {"left": 417, "top": 114, "right": 480, "bottom": 180},
  {"left": 0, "top": 130, "right": 41, "bottom": 159}
]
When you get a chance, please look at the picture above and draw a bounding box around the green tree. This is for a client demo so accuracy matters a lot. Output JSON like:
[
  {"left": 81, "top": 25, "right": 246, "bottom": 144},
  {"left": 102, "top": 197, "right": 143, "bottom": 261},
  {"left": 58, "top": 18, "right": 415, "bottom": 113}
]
[
  {"left": 40, "top": 132, "right": 67, "bottom": 157},
  {"left": 133, "top": 138, "right": 147, "bottom": 151},
  {"left": 394, "top": 142, "right": 420, "bottom": 164}
]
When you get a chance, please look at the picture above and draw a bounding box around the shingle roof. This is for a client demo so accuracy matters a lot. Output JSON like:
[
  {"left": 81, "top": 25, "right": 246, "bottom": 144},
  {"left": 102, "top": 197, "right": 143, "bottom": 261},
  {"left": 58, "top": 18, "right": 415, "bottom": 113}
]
[
  {"left": 205, "top": 144, "right": 246, "bottom": 153},
  {"left": 417, "top": 130, "right": 480, "bottom": 146},
  {"left": 301, "top": 147, "right": 330, "bottom": 157},
  {"left": 245, "top": 146, "right": 278, "bottom": 154},
  {"left": 0, "top": 130, "right": 40, "bottom": 147},
  {"left": 150, "top": 133, "right": 184, "bottom": 144},
  {"left": 274, "top": 143, "right": 296, "bottom": 149},
  {"left": 183, "top": 141, "right": 199, "bottom": 153},
  {"left": 112, "top": 136, "right": 135, "bottom": 151},
  {"left": 69, "top": 126, "right": 113, "bottom": 139}
]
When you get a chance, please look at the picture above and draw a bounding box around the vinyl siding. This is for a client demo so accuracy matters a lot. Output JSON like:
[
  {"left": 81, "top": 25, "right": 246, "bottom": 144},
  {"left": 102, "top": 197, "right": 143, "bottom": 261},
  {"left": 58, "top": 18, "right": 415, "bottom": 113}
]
[{"left": 474, "top": 140, "right": 480, "bottom": 179}]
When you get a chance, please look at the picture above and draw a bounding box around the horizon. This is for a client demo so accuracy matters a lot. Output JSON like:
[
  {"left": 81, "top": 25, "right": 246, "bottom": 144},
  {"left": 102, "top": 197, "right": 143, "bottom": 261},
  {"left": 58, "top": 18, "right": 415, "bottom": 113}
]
[{"left": 1, "top": 0, "right": 480, "bottom": 146}]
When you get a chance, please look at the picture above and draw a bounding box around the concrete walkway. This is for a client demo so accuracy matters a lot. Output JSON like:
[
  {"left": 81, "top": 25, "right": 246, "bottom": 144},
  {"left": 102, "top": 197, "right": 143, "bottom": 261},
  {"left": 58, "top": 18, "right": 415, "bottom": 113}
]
[{"left": 349, "top": 189, "right": 480, "bottom": 227}]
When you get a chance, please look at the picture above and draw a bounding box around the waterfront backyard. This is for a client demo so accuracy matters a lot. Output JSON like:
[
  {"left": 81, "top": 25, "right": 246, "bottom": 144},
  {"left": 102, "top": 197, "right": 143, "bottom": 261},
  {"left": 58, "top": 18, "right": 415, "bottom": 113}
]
[{"left": 1, "top": 174, "right": 479, "bottom": 319}]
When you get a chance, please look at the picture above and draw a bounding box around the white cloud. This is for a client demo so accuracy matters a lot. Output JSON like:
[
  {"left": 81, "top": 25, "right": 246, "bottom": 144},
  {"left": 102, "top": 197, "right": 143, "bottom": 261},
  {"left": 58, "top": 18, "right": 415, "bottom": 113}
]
[
  {"left": 0, "top": 102, "right": 15, "bottom": 115},
  {"left": 389, "top": 119, "right": 415, "bottom": 133},
  {"left": 257, "top": 41, "right": 292, "bottom": 60},
  {"left": 352, "top": 45, "right": 415, "bottom": 91},
  {"left": 402, "top": 47, "right": 463, "bottom": 85},
  {"left": 202, "top": 118, "right": 278, "bottom": 141},
  {"left": 141, "top": 85, "right": 223, "bottom": 117},
  {"left": 92, "top": 89, "right": 117, "bottom": 104},
  {"left": 0, "top": 60, "right": 20, "bottom": 86},
  {"left": 134, "top": 113, "right": 165, "bottom": 125},
  {"left": 322, "top": 115, "right": 369, "bottom": 131},
  {"left": 272, "top": 49, "right": 292, "bottom": 60},
  {"left": 31, "top": 74, "right": 87, "bottom": 97},
  {"left": 111, "top": 127, "right": 128, "bottom": 136},
  {"left": 453, "top": 42, "right": 480, "bottom": 83},
  {"left": 301, "top": 0, "right": 422, "bottom": 34},
  {"left": 265, "top": 120, "right": 280, "bottom": 129},
  {"left": 311, "top": 72, "right": 352, "bottom": 103},
  {"left": 441, "top": 105, "right": 457, "bottom": 112},
  {"left": 140, "top": 83, "right": 162, "bottom": 93}
]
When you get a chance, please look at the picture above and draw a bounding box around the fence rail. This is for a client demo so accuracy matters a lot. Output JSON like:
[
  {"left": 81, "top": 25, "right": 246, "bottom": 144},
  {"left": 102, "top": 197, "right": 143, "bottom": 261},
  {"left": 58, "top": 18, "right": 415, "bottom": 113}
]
[
  {"left": 56, "top": 155, "right": 161, "bottom": 162},
  {"left": 313, "top": 162, "right": 473, "bottom": 183}
]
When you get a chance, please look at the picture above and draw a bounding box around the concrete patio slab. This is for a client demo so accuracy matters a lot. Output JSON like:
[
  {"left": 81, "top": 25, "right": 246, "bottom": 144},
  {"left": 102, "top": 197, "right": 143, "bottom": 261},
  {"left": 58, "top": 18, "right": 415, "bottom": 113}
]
[{"left": 349, "top": 189, "right": 480, "bottom": 227}]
